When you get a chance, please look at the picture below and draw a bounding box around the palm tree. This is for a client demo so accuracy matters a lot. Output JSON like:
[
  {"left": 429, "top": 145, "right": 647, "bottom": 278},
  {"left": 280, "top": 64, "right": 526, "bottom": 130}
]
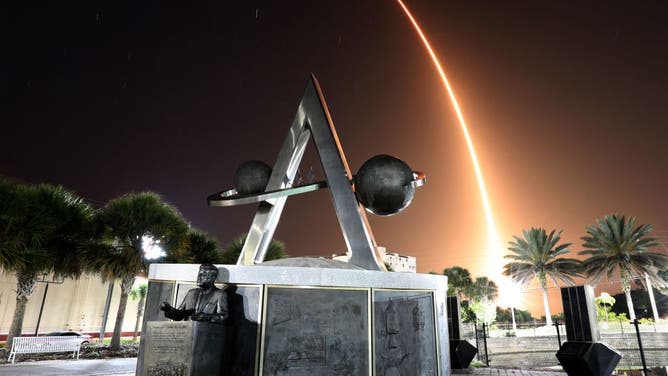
[
  {"left": 467, "top": 277, "right": 498, "bottom": 324},
  {"left": 221, "top": 234, "right": 288, "bottom": 264},
  {"left": 0, "top": 179, "right": 94, "bottom": 349},
  {"left": 94, "top": 192, "right": 189, "bottom": 350},
  {"left": 0, "top": 179, "right": 33, "bottom": 269},
  {"left": 443, "top": 266, "right": 473, "bottom": 300},
  {"left": 580, "top": 214, "right": 668, "bottom": 320},
  {"left": 129, "top": 283, "right": 148, "bottom": 341},
  {"left": 503, "top": 228, "right": 581, "bottom": 326},
  {"left": 467, "top": 276, "right": 499, "bottom": 302},
  {"left": 164, "top": 230, "right": 224, "bottom": 264},
  {"left": 660, "top": 269, "right": 668, "bottom": 294}
]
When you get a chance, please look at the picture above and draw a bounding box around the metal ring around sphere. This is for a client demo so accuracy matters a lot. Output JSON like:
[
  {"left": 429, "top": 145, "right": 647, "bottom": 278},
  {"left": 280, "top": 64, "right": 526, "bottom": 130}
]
[
  {"left": 207, "top": 171, "right": 425, "bottom": 207},
  {"left": 207, "top": 181, "right": 328, "bottom": 207}
]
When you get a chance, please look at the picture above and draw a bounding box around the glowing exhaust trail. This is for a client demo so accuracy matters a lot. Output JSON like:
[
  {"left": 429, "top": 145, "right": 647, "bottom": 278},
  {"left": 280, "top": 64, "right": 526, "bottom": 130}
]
[{"left": 396, "top": 1, "right": 505, "bottom": 278}]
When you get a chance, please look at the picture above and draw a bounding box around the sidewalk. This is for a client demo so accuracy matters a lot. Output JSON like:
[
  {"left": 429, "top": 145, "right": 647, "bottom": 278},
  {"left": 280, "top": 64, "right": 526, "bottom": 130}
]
[
  {"left": 0, "top": 358, "right": 136, "bottom": 376},
  {"left": 453, "top": 369, "right": 566, "bottom": 375},
  {"left": 0, "top": 358, "right": 568, "bottom": 376},
  {"left": 13, "top": 360, "right": 668, "bottom": 376}
]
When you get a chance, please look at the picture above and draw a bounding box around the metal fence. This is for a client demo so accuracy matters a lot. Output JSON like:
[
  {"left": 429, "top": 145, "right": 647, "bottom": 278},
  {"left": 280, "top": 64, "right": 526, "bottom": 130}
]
[
  {"left": 459, "top": 320, "right": 668, "bottom": 372},
  {"left": 473, "top": 323, "right": 489, "bottom": 366}
]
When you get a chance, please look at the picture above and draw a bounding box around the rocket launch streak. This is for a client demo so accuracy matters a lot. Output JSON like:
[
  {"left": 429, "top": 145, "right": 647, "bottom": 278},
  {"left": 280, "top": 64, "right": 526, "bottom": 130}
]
[{"left": 396, "top": 1, "right": 504, "bottom": 278}]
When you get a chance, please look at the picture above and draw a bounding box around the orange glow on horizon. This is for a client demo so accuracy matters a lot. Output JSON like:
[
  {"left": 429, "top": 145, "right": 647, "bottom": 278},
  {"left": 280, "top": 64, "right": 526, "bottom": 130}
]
[{"left": 396, "top": 0, "right": 507, "bottom": 285}]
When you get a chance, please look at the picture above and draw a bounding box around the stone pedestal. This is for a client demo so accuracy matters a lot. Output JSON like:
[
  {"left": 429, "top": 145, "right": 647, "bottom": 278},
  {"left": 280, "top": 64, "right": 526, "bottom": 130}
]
[
  {"left": 138, "top": 263, "right": 451, "bottom": 375},
  {"left": 556, "top": 286, "right": 621, "bottom": 376},
  {"left": 561, "top": 285, "right": 599, "bottom": 342},
  {"left": 141, "top": 321, "right": 227, "bottom": 376},
  {"left": 446, "top": 297, "right": 462, "bottom": 341},
  {"left": 447, "top": 296, "right": 476, "bottom": 369}
]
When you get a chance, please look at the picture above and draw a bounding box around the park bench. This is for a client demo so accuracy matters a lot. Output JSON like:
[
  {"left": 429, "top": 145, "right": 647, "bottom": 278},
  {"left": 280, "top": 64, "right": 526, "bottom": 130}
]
[{"left": 7, "top": 336, "right": 85, "bottom": 363}]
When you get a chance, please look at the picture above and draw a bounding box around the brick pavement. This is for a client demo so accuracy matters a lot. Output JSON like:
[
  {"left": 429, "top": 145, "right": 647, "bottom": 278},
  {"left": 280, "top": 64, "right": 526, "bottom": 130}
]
[{"left": 452, "top": 368, "right": 566, "bottom": 375}]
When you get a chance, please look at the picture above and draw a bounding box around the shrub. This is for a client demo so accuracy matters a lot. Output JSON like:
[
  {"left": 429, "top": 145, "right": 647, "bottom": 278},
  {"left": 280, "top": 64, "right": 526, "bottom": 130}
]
[{"left": 638, "top": 317, "right": 654, "bottom": 325}]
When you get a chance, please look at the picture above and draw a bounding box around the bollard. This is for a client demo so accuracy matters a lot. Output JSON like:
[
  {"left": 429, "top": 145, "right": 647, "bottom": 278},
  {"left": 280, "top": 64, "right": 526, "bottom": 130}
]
[
  {"left": 553, "top": 320, "right": 562, "bottom": 348},
  {"left": 631, "top": 319, "right": 649, "bottom": 376},
  {"left": 482, "top": 323, "right": 490, "bottom": 366}
]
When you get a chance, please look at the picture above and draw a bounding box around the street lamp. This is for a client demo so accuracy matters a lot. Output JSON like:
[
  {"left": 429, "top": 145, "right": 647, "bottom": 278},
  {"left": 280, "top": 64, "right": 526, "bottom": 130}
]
[{"left": 34, "top": 272, "right": 65, "bottom": 336}]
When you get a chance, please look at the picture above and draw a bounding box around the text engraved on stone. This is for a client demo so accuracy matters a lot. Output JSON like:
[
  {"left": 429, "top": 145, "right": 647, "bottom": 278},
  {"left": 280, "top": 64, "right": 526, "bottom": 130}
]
[
  {"left": 143, "top": 322, "right": 192, "bottom": 376},
  {"left": 262, "top": 287, "right": 369, "bottom": 376},
  {"left": 374, "top": 290, "right": 437, "bottom": 376}
]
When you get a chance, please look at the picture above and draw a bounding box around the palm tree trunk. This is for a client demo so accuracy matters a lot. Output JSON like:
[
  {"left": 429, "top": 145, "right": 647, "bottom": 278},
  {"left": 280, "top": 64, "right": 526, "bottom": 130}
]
[
  {"left": 624, "top": 288, "right": 636, "bottom": 321},
  {"left": 132, "top": 311, "right": 139, "bottom": 341},
  {"left": 645, "top": 273, "right": 659, "bottom": 323},
  {"left": 621, "top": 270, "right": 636, "bottom": 320},
  {"left": 540, "top": 277, "right": 552, "bottom": 326},
  {"left": 110, "top": 275, "right": 135, "bottom": 350},
  {"left": 6, "top": 271, "right": 37, "bottom": 351},
  {"left": 132, "top": 296, "right": 145, "bottom": 341}
]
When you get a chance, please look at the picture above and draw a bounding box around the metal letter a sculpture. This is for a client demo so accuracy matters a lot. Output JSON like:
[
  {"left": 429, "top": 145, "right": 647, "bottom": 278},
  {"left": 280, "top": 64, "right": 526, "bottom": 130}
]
[{"left": 208, "top": 74, "right": 425, "bottom": 271}]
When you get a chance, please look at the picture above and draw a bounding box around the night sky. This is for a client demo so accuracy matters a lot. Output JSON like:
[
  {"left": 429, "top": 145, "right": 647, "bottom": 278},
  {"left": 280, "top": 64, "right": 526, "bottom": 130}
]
[{"left": 4, "top": 1, "right": 668, "bottom": 310}]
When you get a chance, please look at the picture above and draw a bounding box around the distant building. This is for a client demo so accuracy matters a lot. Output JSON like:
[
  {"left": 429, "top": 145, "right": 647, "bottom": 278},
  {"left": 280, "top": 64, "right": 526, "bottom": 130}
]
[
  {"left": 0, "top": 271, "right": 145, "bottom": 341},
  {"left": 332, "top": 246, "right": 416, "bottom": 273}
]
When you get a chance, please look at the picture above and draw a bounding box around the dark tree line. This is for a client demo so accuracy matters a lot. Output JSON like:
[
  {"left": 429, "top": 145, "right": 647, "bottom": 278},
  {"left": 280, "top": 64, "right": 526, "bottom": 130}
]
[{"left": 0, "top": 177, "right": 287, "bottom": 350}]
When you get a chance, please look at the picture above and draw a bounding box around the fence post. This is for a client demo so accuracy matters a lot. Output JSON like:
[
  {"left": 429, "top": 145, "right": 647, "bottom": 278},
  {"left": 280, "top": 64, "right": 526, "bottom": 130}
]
[
  {"left": 474, "top": 322, "right": 479, "bottom": 349},
  {"left": 553, "top": 320, "right": 562, "bottom": 348},
  {"left": 482, "top": 323, "right": 490, "bottom": 366},
  {"left": 631, "top": 319, "right": 649, "bottom": 376}
]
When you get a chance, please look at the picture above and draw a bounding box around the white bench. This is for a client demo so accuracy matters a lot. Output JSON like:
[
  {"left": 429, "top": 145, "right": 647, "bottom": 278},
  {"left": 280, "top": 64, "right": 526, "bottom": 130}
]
[{"left": 7, "top": 336, "right": 85, "bottom": 363}]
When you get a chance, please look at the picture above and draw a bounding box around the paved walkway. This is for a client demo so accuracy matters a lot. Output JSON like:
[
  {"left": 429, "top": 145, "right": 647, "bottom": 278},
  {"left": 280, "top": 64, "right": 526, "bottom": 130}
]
[
  {"left": 0, "top": 358, "right": 136, "bottom": 376},
  {"left": 0, "top": 358, "right": 568, "bottom": 376},
  {"left": 453, "top": 368, "right": 566, "bottom": 375}
]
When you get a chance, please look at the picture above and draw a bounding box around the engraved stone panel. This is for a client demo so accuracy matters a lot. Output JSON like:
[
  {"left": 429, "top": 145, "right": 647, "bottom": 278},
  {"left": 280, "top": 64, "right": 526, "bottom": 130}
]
[
  {"left": 374, "top": 290, "right": 437, "bottom": 376},
  {"left": 262, "top": 287, "right": 369, "bottom": 376},
  {"left": 228, "top": 285, "right": 262, "bottom": 376},
  {"left": 141, "top": 321, "right": 228, "bottom": 376},
  {"left": 138, "top": 281, "right": 176, "bottom": 374},
  {"left": 145, "top": 281, "right": 175, "bottom": 322},
  {"left": 143, "top": 321, "right": 193, "bottom": 376},
  {"left": 175, "top": 283, "right": 196, "bottom": 307}
]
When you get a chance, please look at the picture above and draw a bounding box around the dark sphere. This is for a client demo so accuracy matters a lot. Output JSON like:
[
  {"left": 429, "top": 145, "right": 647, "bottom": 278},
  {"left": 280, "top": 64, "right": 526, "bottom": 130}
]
[
  {"left": 354, "top": 154, "right": 415, "bottom": 216},
  {"left": 234, "top": 160, "right": 272, "bottom": 195}
]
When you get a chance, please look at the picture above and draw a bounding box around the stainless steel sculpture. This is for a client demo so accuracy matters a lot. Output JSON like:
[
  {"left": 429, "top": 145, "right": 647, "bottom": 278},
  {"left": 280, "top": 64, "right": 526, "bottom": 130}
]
[{"left": 208, "top": 74, "right": 425, "bottom": 270}]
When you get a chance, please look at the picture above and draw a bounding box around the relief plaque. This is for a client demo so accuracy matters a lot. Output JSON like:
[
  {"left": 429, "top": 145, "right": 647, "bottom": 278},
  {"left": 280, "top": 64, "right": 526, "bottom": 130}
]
[
  {"left": 374, "top": 290, "right": 438, "bottom": 376},
  {"left": 262, "top": 287, "right": 369, "bottom": 376}
]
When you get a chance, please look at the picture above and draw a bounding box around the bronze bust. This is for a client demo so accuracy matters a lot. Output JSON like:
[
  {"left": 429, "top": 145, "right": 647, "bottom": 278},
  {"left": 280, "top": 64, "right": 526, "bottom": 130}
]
[{"left": 160, "top": 263, "right": 228, "bottom": 324}]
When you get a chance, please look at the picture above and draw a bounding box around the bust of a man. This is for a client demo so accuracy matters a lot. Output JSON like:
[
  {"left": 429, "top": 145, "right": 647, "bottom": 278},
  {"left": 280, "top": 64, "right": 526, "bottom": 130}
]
[{"left": 160, "top": 263, "right": 228, "bottom": 324}]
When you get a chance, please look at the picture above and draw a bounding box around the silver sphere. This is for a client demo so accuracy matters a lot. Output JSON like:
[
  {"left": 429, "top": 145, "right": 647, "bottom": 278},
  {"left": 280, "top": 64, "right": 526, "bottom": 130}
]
[
  {"left": 234, "top": 160, "right": 272, "bottom": 195},
  {"left": 354, "top": 154, "right": 415, "bottom": 216}
]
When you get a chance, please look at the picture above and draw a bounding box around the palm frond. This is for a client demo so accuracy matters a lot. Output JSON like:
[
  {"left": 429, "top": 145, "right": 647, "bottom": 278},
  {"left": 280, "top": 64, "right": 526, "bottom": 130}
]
[
  {"left": 221, "top": 234, "right": 288, "bottom": 264},
  {"left": 443, "top": 266, "right": 473, "bottom": 297},
  {"left": 93, "top": 192, "right": 189, "bottom": 279},
  {"left": 504, "top": 227, "right": 581, "bottom": 288},
  {"left": 580, "top": 214, "right": 665, "bottom": 288}
]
